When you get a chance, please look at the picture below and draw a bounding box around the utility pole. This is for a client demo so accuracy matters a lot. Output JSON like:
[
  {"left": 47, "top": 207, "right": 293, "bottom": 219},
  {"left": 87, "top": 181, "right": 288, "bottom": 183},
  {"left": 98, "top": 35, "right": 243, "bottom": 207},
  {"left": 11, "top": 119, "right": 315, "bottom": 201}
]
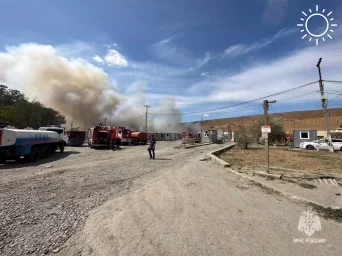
[
  {"left": 144, "top": 105, "right": 150, "bottom": 133},
  {"left": 316, "top": 58, "right": 334, "bottom": 152},
  {"left": 200, "top": 114, "right": 204, "bottom": 142},
  {"left": 263, "top": 100, "right": 276, "bottom": 173},
  {"left": 227, "top": 123, "right": 231, "bottom": 142},
  {"left": 71, "top": 121, "right": 73, "bottom": 131}
]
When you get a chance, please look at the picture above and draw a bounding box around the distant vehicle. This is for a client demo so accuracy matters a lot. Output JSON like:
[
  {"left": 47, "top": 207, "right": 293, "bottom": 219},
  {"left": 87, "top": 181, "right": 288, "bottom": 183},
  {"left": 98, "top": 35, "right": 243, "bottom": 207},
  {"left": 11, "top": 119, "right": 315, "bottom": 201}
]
[
  {"left": 130, "top": 131, "right": 147, "bottom": 145},
  {"left": 65, "top": 130, "right": 86, "bottom": 146},
  {"left": 117, "top": 127, "right": 132, "bottom": 145},
  {"left": 300, "top": 138, "right": 342, "bottom": 151},
  {"left": 0, "top": 128, "right": 65, "bottom": 163},
  {"left": 39, "top": 126, "right": 67, "bottom": 146},
  {"left": 87, "top": 126, "right": 111, "bottom": 148},
  {"left": 108, "top": 127, "right": 122, "bottom": 149}
]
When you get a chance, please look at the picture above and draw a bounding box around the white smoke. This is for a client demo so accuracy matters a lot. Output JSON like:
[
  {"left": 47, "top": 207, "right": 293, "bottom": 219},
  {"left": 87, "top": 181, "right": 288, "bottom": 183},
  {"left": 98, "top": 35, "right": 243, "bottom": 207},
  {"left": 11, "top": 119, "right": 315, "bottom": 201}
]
[{"left": 0, "top": 43, "right": 182, "bottom": 132}]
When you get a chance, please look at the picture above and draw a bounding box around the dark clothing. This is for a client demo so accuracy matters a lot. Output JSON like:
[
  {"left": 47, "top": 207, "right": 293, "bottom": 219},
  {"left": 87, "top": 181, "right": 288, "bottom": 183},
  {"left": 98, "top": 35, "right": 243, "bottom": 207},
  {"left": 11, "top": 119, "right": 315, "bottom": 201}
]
[
  {"left": 148, "top": 138, "right": 156, "bottom": 159},
  {"left": 148, "top": 148, "right": 155, "bottom": 159},
  {"left": 149, "top": 138, "right": 156, "bottom": 149}
]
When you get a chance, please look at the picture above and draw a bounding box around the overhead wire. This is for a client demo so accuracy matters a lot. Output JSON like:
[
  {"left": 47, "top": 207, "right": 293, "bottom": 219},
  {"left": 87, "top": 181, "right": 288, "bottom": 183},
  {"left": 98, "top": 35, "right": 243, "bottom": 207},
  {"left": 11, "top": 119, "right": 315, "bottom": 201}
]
[
  {"left": 275, "top": 90, "right": 320, "bottom": 102},
  {"left": 328, "top": 94, "right": 342, "bottom": 103},
  {"left": 148, "top": 80, "right": 319, "bottom": 116},
  {"left": 323, "top": 80, "right": 342, "bottom": 83}
]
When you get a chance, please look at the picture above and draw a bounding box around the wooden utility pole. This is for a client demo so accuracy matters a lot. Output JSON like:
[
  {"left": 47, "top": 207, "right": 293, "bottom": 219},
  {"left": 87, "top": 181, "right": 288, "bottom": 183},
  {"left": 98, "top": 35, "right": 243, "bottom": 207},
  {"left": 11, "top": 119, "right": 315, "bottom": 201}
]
[
  {"left": 316, "top": 58, "right": 334, "bottom": 152},
  {"left": 144, "top": 105, "right": 150, "bottom": 133},
  {"left": 263, "top": 100, "right": 276, "bottom": 173}
]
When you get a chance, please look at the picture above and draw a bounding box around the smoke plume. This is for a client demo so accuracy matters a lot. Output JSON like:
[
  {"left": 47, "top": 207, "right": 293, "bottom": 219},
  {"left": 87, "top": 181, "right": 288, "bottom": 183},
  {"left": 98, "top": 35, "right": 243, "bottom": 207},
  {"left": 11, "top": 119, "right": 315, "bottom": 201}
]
[{"left": 0, "top": 43, "right": 182, "bottom": 132}]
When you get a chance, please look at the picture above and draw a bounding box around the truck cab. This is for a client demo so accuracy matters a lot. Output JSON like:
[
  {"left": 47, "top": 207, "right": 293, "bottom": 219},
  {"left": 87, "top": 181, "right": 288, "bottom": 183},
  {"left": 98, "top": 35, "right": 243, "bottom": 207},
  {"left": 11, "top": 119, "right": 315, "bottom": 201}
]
[
  {"left": 39, "top": 126, "right": 67, "bottom": 146},
  {"left": 117, "top": 127, "right": 132, "bottom": 145}
]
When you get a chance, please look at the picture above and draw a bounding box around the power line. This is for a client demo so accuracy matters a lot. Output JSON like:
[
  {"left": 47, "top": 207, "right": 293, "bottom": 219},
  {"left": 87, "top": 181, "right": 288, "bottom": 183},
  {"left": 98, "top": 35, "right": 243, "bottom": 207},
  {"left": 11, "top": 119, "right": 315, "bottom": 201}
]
[
  {"left": 323, "top": 80, "right": 342, "bottom": 84},
  {"left": 275, "top": 90, "right": 320, "bottom": 102},
  {"left": 149, "top": 80, "right": 319, "bottom": 116},
  {"left": 328, "top": 94, "right": 342, "bottom": 103}
]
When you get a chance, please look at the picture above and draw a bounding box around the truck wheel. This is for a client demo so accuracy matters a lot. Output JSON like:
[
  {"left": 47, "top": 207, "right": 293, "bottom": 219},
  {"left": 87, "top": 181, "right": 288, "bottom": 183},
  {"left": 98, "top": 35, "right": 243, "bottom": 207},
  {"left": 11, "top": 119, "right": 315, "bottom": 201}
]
[
  {"left": 30, "top": 148, "right": 41, "bottom": 162},
  {"left": 0, "top": 155, "right": 6, "bottom": 164},
  {"left": 42, "top": 147, "right": 51, "bottom": 159},
  {"left": 59, "top": 143, "right": 65, "bottom": 153}
]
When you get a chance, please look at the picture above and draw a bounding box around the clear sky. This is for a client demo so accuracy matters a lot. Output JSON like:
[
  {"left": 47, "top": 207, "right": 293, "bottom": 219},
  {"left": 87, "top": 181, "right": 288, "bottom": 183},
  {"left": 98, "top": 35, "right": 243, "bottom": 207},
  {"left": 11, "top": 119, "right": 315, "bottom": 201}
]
[{"left": 1, "top": 0, "right": 342, "bottom": 123}]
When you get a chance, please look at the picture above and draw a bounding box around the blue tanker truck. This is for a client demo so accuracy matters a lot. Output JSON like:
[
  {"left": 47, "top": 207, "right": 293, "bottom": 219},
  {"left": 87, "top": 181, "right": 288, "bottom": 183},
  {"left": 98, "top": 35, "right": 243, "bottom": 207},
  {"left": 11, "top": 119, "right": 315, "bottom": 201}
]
[{"left": 0, "top": 127, "right": 65, "bottom": 163}]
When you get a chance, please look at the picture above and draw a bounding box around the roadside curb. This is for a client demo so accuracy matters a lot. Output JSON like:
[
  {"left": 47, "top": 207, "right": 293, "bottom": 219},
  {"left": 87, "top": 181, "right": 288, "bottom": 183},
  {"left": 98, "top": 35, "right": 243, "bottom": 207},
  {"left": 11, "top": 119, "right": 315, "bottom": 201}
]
[
  {"left": 208, "top": 145, "right": 342, "bottom": 210},
  {"left": 206, "top": 143, "right": 235, "bottom": 167},
  {"left": 228, "top": 169, "right": 342, "bottom": 209},
  {"left": 184, "top": 143, "right": 211, "bottom": 149}
]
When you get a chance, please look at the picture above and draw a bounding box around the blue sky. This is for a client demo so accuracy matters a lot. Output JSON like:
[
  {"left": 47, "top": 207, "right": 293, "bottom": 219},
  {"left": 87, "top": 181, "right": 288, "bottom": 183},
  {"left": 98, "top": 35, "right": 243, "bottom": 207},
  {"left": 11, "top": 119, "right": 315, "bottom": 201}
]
[{"left": 1, "top": 0, "right": 342, "bottom": 123}]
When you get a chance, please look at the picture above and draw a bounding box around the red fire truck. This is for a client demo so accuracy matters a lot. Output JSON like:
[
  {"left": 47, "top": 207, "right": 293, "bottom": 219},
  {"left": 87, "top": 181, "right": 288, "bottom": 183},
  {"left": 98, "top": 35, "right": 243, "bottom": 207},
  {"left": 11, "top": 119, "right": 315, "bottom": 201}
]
[
  {"left": 117, "top": 127, "right": 132, "bottom": 145},
  {"left": 87, "top": 125, "right": 111, "bottom": 148},
  {"left": 108, "top": 127, "right": 122, "bottom": 149}
]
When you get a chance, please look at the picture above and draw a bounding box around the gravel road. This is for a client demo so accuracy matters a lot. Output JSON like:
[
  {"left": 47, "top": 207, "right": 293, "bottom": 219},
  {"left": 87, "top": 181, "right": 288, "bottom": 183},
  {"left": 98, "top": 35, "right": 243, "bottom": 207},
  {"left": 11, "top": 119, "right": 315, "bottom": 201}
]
[
  {"left": 0, "top": 141, "right": 222, "bottom": 255},
  {"left": 64, "top": 152, "right": 342, "bottom": 256},
  {"left": 2, "top": 141, "right": 342, "bottom": 256}
]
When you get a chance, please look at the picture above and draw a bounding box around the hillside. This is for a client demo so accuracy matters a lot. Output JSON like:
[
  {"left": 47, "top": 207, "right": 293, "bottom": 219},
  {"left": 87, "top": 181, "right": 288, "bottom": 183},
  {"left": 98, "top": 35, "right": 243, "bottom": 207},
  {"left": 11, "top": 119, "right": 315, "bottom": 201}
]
[{"left": 182, "top": 108, "right": 342, "bottom": 134}]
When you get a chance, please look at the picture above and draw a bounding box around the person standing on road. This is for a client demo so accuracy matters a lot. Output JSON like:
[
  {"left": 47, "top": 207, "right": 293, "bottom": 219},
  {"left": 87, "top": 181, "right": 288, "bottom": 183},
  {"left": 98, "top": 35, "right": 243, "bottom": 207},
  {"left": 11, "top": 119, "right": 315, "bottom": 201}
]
[{"left": 148, "top": 135, "right": 156, "bottom": 159}]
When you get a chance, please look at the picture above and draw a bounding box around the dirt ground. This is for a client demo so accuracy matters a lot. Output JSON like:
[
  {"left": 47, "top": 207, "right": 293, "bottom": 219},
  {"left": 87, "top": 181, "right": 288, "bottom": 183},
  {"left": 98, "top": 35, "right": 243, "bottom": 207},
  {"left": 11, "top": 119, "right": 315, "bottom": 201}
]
[
  {"left": 0, "top": 141, "right": 223, "bottom": 256},
  {"left": 220, "top": 146, "right": 342, "bottom": 176},
  {"left": 61, "top": 146, "right": 342, "bottom": 256},
  {"left": 1, "top": 142, "right": 342, "bottom": 256}
]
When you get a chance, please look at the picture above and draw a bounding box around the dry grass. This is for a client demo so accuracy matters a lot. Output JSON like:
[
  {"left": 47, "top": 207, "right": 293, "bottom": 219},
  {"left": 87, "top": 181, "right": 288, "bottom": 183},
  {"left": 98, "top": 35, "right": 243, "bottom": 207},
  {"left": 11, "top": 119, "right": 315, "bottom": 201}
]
[{"left": 220, "top": 146, "right": 342, "bottom": 176}]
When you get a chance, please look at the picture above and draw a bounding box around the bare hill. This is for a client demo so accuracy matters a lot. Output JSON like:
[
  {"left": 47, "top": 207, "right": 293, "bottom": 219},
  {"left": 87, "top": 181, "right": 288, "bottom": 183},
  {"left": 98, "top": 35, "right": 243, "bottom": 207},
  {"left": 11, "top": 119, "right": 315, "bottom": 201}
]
[{"left": 182, "top": 108, "right": 342, "bottom": 134}]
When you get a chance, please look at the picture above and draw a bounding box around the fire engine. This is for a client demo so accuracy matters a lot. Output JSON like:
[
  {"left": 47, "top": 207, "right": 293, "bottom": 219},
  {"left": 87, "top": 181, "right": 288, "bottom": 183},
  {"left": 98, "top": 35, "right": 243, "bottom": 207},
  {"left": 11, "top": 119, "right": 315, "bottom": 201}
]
[
  {"left": 87, "top": 125, "right": 111, "bottom": 148},
  {"left": 108, "top": 127, "right": 122, "bottom": 149},
  {"left": 117, "top": 127, "right": 132, "bottom": 145}
]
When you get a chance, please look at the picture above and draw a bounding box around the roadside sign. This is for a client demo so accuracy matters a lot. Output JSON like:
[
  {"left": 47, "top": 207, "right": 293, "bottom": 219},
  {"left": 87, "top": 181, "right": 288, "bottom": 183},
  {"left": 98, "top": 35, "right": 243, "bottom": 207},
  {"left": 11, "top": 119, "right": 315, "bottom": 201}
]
[
  {"left": 261, "top": 125, "right": 271, "bottom": 133},
  {"left": 262, "top": 132, "right": 268, "bottom": 139}
]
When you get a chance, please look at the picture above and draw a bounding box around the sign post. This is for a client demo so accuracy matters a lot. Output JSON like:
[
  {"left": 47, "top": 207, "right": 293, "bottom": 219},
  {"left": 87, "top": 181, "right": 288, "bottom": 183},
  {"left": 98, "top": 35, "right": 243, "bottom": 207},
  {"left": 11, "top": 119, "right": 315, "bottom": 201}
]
[{"left": 262, "top": 125, "right": 272, "bottom": 173}]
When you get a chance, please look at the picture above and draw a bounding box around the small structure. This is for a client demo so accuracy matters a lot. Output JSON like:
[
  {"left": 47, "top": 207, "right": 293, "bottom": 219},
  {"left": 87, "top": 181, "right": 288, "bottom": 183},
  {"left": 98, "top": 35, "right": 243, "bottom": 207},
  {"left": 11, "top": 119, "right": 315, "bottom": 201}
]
[
  {"left": 201, "top": 129, "right": 221, "bottom": 144},
  {"left": 293, "top": 130, "right": 317, "bottom": 148},
  {"left": 148, "top": 132, "right": 181, "bottom": 141}
]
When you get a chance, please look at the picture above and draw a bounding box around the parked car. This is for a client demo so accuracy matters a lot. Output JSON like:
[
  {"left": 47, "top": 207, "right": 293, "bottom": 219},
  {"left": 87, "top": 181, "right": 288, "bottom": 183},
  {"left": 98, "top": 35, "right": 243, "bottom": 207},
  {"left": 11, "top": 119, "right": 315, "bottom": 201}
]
[{"left": 300, "top": 138, "right": 342, "bottom": 151}]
